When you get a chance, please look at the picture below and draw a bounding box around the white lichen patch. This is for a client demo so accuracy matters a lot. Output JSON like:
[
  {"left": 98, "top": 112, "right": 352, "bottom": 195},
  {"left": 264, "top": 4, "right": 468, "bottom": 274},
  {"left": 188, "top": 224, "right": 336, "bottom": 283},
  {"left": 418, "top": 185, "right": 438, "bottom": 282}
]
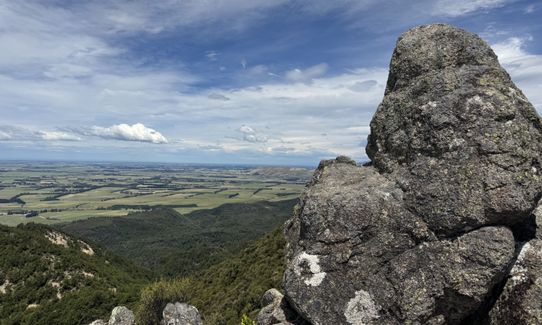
[
  {"left": 45, "top": 231, "right": 69, "bottom": 248},
  {"left": 345, "top": 289, "right": 381, "bottom": 325},
  {"left": 509, "top": 242, "right": 542, "bottom": 286},
  {"left": 50, "top": 281, "right": 63, "bottom": 299},
  {"left": 81, "top": 271, "right": 95, "bottom": 278},
  {"left": 293, "top": 252, "right": 326, "bottom": 286},
  {"left": 79, "top": 240, "right": 95, "bottom": 256},
  {"left": 0, "top": 279, "right": 10, "bottom": 294}
]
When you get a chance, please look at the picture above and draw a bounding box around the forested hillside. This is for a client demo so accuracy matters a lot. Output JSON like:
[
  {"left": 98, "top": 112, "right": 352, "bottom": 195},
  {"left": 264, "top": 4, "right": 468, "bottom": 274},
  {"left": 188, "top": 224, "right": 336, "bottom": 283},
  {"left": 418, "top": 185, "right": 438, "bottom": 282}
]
[
  {"left": 0, "top": 224, "right": 150, "bottom": 325},
  {"left": 136, "top": 225, "right": 287, "bottom": 325},
  {"left": 58, "top": 199, "right": 297, "bottom": 276}
]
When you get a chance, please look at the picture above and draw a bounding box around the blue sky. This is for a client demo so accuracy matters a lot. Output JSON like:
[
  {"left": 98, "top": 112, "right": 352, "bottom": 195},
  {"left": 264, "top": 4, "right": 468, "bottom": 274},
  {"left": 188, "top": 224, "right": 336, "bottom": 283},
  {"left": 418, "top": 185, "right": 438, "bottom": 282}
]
[{"left": 0, "top": 0, "right": 541, "bottom": 166}]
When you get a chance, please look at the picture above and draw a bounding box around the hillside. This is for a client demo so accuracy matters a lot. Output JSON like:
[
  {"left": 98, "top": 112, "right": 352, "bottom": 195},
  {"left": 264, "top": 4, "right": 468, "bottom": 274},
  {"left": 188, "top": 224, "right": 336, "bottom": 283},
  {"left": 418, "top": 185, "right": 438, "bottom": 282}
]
[
  {"left": 136, "top": 225, "right": 287, "bottom": 325},
  {"left": 58, "top": 199, "right": 297, "bottom": 276},
  {"left": 0, "top": 223, "right": 150, "bottom": 325}
]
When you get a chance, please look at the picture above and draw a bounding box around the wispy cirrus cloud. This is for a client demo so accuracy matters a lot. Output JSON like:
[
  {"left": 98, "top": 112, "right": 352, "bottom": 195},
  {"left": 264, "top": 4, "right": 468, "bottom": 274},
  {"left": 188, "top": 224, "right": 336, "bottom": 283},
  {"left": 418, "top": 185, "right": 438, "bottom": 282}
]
[
  {"left": 492, "top": 37, "right": 542, "bottom": 109},
  {"left": 431, "top": 0, "right": 514, "bottom": 17},
  {"left": 39, "top": 131, "right": 82, "bottom": 142}
]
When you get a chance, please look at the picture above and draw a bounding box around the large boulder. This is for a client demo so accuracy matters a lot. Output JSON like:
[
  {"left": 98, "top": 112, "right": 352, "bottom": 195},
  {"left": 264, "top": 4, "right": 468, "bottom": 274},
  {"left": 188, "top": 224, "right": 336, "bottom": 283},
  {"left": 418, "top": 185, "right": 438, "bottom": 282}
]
[
  {"left": 283, "top": 24, "right": 542, "bottom": 325},
  {"left": 366, "top": 24, "right": 542, "bottom": 236}
]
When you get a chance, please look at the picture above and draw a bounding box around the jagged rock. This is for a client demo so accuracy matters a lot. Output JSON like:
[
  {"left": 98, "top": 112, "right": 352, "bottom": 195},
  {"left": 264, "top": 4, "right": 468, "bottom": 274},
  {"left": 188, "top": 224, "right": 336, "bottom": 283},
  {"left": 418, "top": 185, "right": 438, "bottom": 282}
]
[
  {"left": 109, "top": 306, "right": 135, "bottom": 325},
  {"left": 489, "top": 239, "right": 542, "bottom": 324},
  {"left": 257, "top": 289, "right": 307, "bottom": 325},
  {"left": 161, "top": 302, "right": 202, "bottom": 325},
  {"left": 367, "top": 24, "right": 542, "bottom": 236},
  {"left": 284, "top": 159, "right": 515, "bottom": 324},
  {"left": 283, "top": 24, "right": 542, "bottom": 325}
]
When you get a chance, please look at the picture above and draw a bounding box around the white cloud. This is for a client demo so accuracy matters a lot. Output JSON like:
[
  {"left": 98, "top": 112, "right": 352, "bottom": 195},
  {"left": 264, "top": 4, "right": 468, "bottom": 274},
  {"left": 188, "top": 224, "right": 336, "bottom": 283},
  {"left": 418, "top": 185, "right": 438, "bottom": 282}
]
[
  {"left": 40, "top": 131, "right": 81, "bottom": 141},
  {"left": 492, "top": 37, "right": 529, "bottom": 62},
  {"left": 492, "top": 37, "right": 542, "bottom": 111},
  {"left": 431, "top": 0, "right": 512, "bottom": 17},
  {"left": 285, "top": 63, "right": 328, "bottom": 83},
  {"left": 0, "top": 131, "right": 11, "bottom": 140},
  {"left": 238, "top": 125, "right": 268, "bottom": 143},
  {"left": 91, "top": 123, "right": 168, "bottom": 144},
  {"left": 205, "top": 51, "right": 220, "bottom": 61}
]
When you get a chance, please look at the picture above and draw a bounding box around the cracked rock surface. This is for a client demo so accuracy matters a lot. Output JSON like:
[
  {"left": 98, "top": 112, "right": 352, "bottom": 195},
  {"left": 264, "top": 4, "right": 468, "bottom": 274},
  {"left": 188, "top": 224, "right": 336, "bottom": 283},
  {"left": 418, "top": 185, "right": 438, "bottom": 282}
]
[{"left": 282, "top": 24, "right": 542, "bottom": 325}]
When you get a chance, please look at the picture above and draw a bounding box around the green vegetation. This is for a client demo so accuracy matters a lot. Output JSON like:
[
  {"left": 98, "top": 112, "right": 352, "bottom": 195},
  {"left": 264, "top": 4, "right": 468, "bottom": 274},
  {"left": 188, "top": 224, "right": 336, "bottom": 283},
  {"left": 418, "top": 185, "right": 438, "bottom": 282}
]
[
  {"left": 135, "top": 226, "right": 286, "bottom": 325},
  {"left": 0, "top": 162, "right": 310, "bottom": 226},
  {"left": 0, "top": 223, "right": 150, "bottom": 325},
  {"left": 58, "top": 199, "right": 296, "bottom": 276}
]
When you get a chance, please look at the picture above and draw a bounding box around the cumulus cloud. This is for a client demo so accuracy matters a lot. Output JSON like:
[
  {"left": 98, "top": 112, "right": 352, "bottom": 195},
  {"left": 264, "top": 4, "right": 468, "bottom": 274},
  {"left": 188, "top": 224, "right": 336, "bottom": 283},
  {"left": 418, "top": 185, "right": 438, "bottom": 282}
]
[
  {"left": 91, "top": 123, "right": 168, "bottom": 144},
  {"left": 40, "top": 131, "right": 81, "bottom": 141},
  {"left": 285, "top": 63, "right": 328, "bottom": 83},
  {"left": 238, "top": 125, "right": 268, "bottom": 143}
]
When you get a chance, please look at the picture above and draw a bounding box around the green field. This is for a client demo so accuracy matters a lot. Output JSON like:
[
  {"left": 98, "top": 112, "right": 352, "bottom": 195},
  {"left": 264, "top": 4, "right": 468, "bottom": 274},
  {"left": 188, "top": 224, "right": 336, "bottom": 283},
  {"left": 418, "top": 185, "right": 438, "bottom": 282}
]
[{"left": 0, "top": 162, "right": 311, "bottom": 226}]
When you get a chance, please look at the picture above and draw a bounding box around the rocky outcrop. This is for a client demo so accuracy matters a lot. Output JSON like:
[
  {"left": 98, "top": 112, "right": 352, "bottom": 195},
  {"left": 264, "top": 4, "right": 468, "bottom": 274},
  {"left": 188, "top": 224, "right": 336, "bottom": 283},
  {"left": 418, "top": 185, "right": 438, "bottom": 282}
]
[
  {"left": 282, "top": 24, "right": 542, "bottom": 325},
  {"left": 161, "top": 302, "right": 203, "bottom": 325},
  {"left": 109, "top": 306, "right": 135, "bottom": 325}
]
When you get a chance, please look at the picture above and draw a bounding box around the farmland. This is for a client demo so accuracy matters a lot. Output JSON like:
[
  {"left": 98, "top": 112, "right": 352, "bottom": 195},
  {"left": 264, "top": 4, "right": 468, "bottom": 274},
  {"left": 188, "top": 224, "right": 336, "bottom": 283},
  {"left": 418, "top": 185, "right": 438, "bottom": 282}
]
[{"left": 0, "top": 161, "right": 312, "bottom": 226}]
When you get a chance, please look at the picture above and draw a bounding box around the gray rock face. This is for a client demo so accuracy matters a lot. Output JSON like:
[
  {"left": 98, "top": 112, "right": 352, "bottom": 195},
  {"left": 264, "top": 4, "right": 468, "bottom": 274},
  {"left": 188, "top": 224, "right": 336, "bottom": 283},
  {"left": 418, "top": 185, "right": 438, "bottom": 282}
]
[
  {"left": 108, "top": 306, "right": 134, "bottom": 325},
  {"left": 367, "top": 24, "right": 542, "bottom": 236},
  {"left": 283, "top": 24, "right": 542, "bottom": 325},
  {"left": 489, "top": 239, "right": 542, "bottom": 324},
  {"left": 161, "top": 302, "right": 202, "bottom": 325}
]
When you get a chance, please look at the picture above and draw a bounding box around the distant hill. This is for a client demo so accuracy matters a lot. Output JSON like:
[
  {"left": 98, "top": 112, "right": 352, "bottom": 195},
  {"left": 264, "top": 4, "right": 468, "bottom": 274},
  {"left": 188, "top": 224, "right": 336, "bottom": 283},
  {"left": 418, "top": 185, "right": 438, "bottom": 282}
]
[
  {"left": 136, "top": 225, "right": 287, "bottom": 325},
  {"left": 58, "top": 199, "right": 297, "bottom": 276},
  {"left": 0, "top": 223, "right": 150, "bottom": 325}
]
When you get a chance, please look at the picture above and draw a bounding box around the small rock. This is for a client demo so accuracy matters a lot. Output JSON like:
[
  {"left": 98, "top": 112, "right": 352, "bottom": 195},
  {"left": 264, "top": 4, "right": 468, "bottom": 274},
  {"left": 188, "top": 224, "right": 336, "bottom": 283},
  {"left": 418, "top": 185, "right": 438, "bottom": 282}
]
[
  {"left": 161, "top": 302, "right": 202, "bottom": 325},
  {"left": 257, "top": 289, "right": 306, "bottom": 325},
  {"left": 489, "top": 239, "right": 542, "bottom": 324},
  {"left": 109, "top": 306, "right": 134, "bottom": 325}
]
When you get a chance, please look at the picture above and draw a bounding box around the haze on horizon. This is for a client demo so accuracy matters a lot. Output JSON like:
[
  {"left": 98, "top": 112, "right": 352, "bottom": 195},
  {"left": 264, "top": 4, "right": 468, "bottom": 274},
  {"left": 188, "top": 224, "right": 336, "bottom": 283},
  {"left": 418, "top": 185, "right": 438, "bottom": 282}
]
[{"left": 0, "top": 0, "right": 541, "bottom": 165}]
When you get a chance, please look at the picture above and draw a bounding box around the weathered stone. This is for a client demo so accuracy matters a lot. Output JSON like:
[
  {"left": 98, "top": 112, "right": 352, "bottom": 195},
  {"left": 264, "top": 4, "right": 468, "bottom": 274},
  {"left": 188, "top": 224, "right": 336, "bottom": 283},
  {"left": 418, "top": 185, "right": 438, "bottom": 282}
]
[
  {"left": 367, "top": 24, "right": 542, "bottom": 236},
  {"left": 161, "top": 302, "right": 202, "bottom": 325},
  {"left": 108, "top": 306, "right": 134, "bottom": 325},
  {"left": 257, "top": 289, "right": 307, "bottom": 325},
  {"left": 489, "top": 239, "right": 542, "bottom": 324},
  {"left": 284, "top": 160, "right": 515, "bottom": 324},
  {"left": 283, "top": 24, "right": 541, "bottom": 325}
]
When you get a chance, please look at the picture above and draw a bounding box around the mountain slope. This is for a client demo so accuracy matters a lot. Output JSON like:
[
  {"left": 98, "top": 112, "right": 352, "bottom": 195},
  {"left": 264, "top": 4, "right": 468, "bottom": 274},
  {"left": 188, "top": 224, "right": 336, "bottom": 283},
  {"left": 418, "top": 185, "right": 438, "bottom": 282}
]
[
  {"left": 58, "top": 199, "right": 297, "bottom": 276},
  {"left": 0, "top": 223, "right": 150, "bottom": 325},
  {"left": 136, "top": 225, "right": 287, "bottom": 325}
]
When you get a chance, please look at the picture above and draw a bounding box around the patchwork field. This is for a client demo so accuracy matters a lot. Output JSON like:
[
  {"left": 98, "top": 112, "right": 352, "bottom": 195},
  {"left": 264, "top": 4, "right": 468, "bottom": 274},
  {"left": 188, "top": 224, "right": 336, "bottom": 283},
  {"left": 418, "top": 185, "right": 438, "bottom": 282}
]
[{"left": 0, "top": 162, "right": 312, "bottom": 226}]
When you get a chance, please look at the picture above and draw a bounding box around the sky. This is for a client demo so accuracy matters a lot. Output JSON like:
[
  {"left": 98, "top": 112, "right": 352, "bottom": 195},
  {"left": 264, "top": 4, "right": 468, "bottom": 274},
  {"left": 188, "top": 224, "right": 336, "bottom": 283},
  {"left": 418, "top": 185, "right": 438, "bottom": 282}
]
[{"left": 0, "top": 0, "right": 541, "bottom": 166}]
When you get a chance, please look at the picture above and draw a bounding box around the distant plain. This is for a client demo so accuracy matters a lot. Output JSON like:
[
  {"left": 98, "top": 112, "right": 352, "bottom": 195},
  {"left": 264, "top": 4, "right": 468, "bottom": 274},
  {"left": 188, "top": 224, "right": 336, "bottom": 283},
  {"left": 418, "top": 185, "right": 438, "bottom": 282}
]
[{"left": 0, "top": 162, "right": 311, "bottom": 226}]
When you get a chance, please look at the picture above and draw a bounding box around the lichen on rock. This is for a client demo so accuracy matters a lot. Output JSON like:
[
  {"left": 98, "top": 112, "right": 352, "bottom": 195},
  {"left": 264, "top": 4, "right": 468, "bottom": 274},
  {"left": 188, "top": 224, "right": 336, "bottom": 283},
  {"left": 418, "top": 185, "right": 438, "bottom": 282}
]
[{"left": 282, "top": 24, "right": 542, "bottom": 325}]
